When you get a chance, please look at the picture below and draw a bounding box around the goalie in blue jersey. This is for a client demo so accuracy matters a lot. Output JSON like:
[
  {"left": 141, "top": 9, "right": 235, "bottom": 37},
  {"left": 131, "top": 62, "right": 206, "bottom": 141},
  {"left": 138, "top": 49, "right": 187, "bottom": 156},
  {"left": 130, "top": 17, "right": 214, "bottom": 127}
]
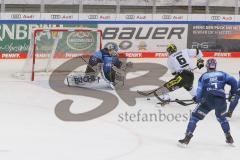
[
  {"left": 66, "top": 43, "right": 132, "bottom": 89},
  {"left": 179, "top": 58, "right": 238, "bottom": 146},
  {"left": 85, "top": 43, "right": 132, "bottom": 87},
  {"left": 85, "top": 43, "right": 122, "bottom": 83}
]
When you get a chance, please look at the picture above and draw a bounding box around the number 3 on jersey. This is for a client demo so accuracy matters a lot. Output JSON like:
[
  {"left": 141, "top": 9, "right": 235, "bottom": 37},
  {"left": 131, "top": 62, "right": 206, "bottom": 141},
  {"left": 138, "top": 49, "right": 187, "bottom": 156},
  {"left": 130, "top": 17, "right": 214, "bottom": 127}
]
[{"left": 176, "top": 55, "right": 189, "bottom": 68}]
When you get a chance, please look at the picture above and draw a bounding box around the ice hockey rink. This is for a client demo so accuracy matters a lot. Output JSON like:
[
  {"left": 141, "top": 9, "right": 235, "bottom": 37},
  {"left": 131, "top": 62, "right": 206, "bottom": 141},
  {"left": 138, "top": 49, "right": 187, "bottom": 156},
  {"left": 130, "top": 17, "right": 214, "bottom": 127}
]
[{"left": 0, "top": 58, "right": 239, "bottom": 160}]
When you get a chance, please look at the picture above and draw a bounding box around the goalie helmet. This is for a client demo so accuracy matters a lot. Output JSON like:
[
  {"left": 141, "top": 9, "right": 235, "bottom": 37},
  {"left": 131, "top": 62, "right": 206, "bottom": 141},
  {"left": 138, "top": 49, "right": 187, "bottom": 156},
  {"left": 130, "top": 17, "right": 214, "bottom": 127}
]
[
  {"left": 166, "top": 43, "right": 177, "bottom": 55},
  {"left": 107, "top": 43, "right": 119, "bottom": 56},
  {"left": 107, "top": 43, "right": 118, "bottom": 52},
  {"left": 206, "top": 58, "right": 217, "bottom": 71}
]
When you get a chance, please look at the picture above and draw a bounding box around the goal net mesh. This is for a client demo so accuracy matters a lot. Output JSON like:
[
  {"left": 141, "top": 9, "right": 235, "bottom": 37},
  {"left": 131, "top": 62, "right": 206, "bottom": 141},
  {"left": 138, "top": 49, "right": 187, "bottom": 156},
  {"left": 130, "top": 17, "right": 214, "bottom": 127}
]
[{"left": 15, "top": 28, "right": 102, "bottom": 81}]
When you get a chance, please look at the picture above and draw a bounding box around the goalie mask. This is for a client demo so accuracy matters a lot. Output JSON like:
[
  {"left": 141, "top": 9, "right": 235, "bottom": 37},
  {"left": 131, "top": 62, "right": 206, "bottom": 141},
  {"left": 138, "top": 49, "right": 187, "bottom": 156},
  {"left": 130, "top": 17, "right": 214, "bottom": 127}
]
[
  {"left": 166, "top": 43, "right": 177, "bottom": 55},
  {"left": 107, "top": 43, "right": 119, "bottom": 56}
]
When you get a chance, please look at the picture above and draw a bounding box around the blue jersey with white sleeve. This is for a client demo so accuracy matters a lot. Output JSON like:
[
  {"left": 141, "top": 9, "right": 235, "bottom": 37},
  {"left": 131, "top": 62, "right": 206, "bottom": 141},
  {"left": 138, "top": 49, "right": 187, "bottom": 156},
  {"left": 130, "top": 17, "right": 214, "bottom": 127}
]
[{"left": 196, "top": 71, "right": 238, "bottom": 102}]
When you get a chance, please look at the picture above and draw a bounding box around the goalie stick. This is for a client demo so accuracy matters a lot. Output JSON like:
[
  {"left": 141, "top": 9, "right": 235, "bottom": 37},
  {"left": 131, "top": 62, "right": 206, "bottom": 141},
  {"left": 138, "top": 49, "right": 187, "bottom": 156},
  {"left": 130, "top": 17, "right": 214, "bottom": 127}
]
[{"left": 79, "top": 56, "right": 99, "bottom": 73}]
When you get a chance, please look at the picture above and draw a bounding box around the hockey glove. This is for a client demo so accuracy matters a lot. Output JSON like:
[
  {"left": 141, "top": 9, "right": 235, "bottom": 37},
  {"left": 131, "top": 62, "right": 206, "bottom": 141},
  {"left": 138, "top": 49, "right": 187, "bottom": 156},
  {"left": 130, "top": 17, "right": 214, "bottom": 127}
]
[
  {"left": 237, "top": 88, "right": 240, "bottom": 96},
  {"left": 224, "top": 111, "right": 233, "bottom": 118},
  {"left": 197, "top": 59, "right": 204, "bottom": 69},
  {"left": 228, "top": 93, "right": 237, "bottom": 102},
  {"left": 192, "top": 96, "right": 199, "bottom": 103}
]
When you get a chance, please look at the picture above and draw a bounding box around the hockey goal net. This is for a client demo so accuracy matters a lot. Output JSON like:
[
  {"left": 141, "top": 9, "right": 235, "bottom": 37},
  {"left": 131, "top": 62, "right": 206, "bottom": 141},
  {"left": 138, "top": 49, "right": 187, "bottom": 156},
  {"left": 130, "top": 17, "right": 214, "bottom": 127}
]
[{"left": 15, "top": 27, "right": 102, "bottom": 81}]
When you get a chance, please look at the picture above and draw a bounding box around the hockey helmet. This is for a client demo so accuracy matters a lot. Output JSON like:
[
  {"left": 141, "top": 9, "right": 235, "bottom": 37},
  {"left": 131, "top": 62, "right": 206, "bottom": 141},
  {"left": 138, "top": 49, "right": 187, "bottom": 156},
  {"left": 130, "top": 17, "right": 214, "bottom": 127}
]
[
  {"left": 107, "top": 43, "right": 118, "bottom": 52},
  {"left": 206, "top": 58, "right": 217, "bottom": 71},
  {"left": 107, "top": 43, "right": 119, "bottom": 56},
  {"left": 166, "top": 43, "right": 177, "bottom": 54}
]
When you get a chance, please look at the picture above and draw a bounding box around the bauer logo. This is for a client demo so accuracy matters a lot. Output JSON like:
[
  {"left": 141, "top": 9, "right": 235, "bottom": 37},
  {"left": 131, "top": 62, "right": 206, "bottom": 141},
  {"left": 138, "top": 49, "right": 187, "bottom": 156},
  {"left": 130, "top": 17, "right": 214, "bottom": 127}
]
[
  {"left": 66, "top": 32, "right": 96, "bottom": 51},
  {"left": 102, "top": 27, "right": 185, "bottom": 40}
]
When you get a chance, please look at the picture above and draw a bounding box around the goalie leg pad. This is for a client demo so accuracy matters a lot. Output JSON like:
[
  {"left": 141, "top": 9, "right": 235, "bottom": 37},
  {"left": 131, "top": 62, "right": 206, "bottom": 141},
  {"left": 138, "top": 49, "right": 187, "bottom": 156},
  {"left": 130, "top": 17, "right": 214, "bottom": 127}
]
[{"left": 65, "top": 73, "right": 100, "bottom": 87}]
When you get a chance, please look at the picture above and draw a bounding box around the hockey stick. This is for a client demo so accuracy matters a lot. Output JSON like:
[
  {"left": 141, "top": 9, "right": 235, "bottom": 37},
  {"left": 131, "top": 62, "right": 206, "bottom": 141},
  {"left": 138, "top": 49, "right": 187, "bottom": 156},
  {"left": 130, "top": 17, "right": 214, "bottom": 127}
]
[
  {"left": 157, "top": 98, "right": 195, "bottom": 106},
  {"left": 79, "top": 55, "right": 88, "bottom": 64},
  {"left": 79, "top": 56, "right": 98, "bottom": 73},
  {"left": 157, "top": 100, "right": 195, "bottom": 106},
  {"left": 137, "top": 67, "right": 199, "bottom": 96},
  {"left": 153, "top": 92, "right": 195, "bottom": 106},
  {"left": 137, "top": 87, "right": 161, "bottom": 96},
  {"left": 173, "top": 99, "right": 195, "bottom": 106}
]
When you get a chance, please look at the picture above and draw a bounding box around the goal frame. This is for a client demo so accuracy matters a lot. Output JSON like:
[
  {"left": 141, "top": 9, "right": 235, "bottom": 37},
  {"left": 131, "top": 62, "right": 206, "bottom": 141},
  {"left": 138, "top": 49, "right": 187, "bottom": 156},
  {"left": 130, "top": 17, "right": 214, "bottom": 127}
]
[{"left": 30, "top": 27, "right": 103, "bottom": 81}]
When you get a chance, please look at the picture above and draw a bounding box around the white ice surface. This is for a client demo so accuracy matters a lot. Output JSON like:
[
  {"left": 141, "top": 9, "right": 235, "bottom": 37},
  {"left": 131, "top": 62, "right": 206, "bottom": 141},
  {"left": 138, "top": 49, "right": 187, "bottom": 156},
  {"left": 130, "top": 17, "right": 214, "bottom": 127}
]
[{"left": 0, "top": 58, "right": 240, "bottom": 160}]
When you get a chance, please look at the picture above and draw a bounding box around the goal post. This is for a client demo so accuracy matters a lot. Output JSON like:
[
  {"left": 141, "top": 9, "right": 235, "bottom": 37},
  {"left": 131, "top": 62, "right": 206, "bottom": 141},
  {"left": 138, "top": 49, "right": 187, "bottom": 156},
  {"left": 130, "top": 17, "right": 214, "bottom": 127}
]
[{"left": 17, "top": 27, "right": 103, "bottom": 81}]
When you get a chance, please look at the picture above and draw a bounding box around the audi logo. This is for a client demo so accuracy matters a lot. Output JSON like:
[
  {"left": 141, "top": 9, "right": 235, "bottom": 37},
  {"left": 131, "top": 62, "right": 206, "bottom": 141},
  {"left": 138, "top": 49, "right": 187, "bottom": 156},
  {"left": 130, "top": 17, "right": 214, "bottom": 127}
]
[
  {"left": 11, "top": 14, "right": 22, "bottom": 19},
  {"left": 125, "top": 15, "right": 135, "bottom": 19},
  {"left": 211, "top": 16, "right": 221, "bottom": 20},
  {"left": 88, "top": 15, "right": 98, "bottom": 19},
  {"left": 51, "top": 15, "right": 61, "bottom": 19},
  {"left": 162, "top": 15, "right": 172, "bottom": 20}
]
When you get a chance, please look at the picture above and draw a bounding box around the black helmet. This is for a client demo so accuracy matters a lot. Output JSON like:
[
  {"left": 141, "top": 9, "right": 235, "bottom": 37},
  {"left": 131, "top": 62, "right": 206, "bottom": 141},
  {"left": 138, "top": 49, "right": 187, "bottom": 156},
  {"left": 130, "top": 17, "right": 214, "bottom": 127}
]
[{"left": 166, "top": 44, "right": 177, "bottom": 54}]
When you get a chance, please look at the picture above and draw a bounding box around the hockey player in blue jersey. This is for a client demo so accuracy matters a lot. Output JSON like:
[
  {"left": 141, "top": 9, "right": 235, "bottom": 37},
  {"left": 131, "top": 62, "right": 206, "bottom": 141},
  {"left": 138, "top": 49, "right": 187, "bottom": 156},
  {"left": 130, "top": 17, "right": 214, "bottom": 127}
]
[
  {"left": 85, "top": 43, "right": 120, "bottom": 76},
  {"left": 224, "top": 71, "right": 240, "bottom": 118},
  {"left": 238, "top": 74, "right": 240, "bottom": 96},
  {"left": 179, "top": 58, "right": 238, "bottom": 146},
  {"left": 66, "top": 43, "right": 133, "bottom": 88},
  {"left": 85, "top": 43, "right": 130, "bottom": 86}
]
